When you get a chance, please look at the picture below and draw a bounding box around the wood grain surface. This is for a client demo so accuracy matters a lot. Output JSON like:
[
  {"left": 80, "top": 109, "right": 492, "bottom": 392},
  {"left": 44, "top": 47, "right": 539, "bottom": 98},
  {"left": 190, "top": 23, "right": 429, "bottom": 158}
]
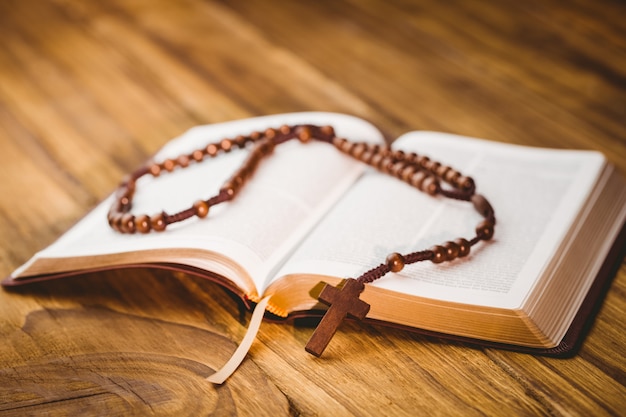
[{"left": 1, "top": 0, "right": 625, "bottom": 415}]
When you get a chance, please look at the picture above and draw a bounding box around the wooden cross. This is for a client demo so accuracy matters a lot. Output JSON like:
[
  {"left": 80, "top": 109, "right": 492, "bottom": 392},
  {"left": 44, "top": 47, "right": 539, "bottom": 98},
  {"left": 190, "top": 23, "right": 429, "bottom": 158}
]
[{"left": 305, "top": 279, "right": 371, "bottom": 357}]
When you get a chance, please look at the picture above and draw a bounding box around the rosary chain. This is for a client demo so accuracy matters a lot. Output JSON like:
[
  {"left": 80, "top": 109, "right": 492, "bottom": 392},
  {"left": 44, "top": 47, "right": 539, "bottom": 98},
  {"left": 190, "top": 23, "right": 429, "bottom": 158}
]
[{"left": 108, "top": 124, "right": 495, "bottom": 283}]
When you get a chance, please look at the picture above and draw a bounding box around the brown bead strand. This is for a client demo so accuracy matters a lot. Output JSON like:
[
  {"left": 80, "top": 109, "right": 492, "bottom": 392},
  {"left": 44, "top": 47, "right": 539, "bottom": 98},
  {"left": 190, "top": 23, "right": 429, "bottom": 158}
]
[
  {"left": 355, "top": 233, "right": 487, "bottom": 284},
  {"left": 107, "top": 131, "right": 267, "bottom": 233},
  {"left": 332, "top": 139, "right": 444, "bottom": 196},
  {"left": 221, "top": 137, "right": 276, "bottom": 199},
  {"left": 108, "top": 124, "right": 336, "bottom": 234},
  {"left": 386, "top": 148, "right": 473, "bottom": 194},
  {"left": 332, "top": 140, "right": 478, "bottom": 198},
  {"left": 329, "top": 138, "right": 494, "bottom": 284},
  {"left": 108, "top": 124, "right": 495, "bottom": 287}
]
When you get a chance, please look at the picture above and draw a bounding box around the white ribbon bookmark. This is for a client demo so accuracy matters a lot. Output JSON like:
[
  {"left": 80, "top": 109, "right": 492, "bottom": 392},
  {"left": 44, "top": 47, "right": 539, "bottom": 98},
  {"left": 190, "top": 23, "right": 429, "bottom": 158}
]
[{"left": 206, "top": 296, "right": 271, "bottom": 384}]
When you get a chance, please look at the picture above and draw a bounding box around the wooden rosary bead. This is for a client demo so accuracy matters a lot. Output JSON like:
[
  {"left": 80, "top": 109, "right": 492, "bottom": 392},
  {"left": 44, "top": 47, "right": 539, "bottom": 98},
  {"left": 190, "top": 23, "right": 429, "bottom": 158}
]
[
  {"left": 360, "top": 150, "right": 374, "bottom": 164},
  {"left": 340, "top": 139, "right": 354, "bottom": 153},
  {"left": 108, "top": 213, "right": 122, "bottom": 231},
  {"left": 448, "top": 245, "right": 459, "bottom": 260},
  {"left": 264, "top": 128, "right": 276, "bottom": 139},
  {"left": 120, "top": 213, "right": 136, "bottom": 234},
  {"left": 386, "top": 252, "right": 405, "bottom": 272},
  {"left": 223, "top": 178, "right": 241, "bottom": 195},
  {"left": 421, "top": 176, "right": 440, "bottom": 195},
  {"left": 150, "top": 213, "right": 166, "bottom": 232},
  {"left": 332, "top": 136, "right": 346, "bottom": 148},
  {"left": 320, "top": 125, "right": 334, "bottom": 136},
  {"left": 222, "top": 184, "right": 236, "bottom": 198},
  {"left": 119, "top": 194, "right": 131, "bottom": 209},
  {"left": 405, "top": 152, "right": 418, "bottom": 163},
  {"left": 206, "top": 143, "right": 219, "bottom": 157},
  {"left": 401, "top": 165, "right": 417, "bottom": 182},
  {"left": 298, "top": 126, "right": 312, "bottom": 143},
  {"left": 250, "top": 131, "right": 261, "bottom": 141},
  {"left": 163, "top": 159, "right": 176, "bottom": 172},
  {"left": 436, "top": 165, "right": 450, "bottom": 178},
  {"left": 177, "top": 155, "right": 190, "bottom": 168},
  {"left": 443, "top": 241, "right": 460, "bottom": 261},
  {"left": 471, "top": 194, "right": 495, "bottom": 222},
  {"left": 417, "top": 155, "right": 430, "bottom": 169},
  {"left": 444, "top": 169, "right": 460, "bottom": 184},
  {"left": 379, "top": 156, "right": 394, "bottom": 172},
  {"left": 427, "top": 160, "right": 441, "bottom": 174},
  {"left": 430, "top": 245, "right": 447, "bottom": 264},
  {"left": 457, "top": 176, "right": 475, "bottom": 191},
  {"left": 193, "top": 200, "right": 210, "bottom": 218},
  {"left": 280, "top": 125, "right": 292, "bottom": 135},
  {"left": 455, "top": 238, "right": 471, "bottom": 257},
  {"left": 192, "top": 149, "right": 204, "bottom": 162},
  {"left": 234, "top": 135, "right": 247, "bottom": 148},
  {"left": 220, "top": 138, "right": 233, "bottom": 152},
  {"left": 390, "top": 161, "right": 406, "bottom": 177},
  {"left": 476, "top": 220, "right": 494, "bottom": 240},
  {"left": 351, "top": 143, "right": 366, "bottom": 159},
  {"left": 369, "top": 153, "right": 383, "bottom": 169},
  {"left": 117, "top": 213, "right": 128, "bottom": 233},
  {"left": 410, "top": 171, "right": 427, "bottom": 188},
  {"left": 135, "top": 214, "right": 151, "bottom": 233},
  {"left": 149, "top": 164, "right": 161, "bottom": 177}
]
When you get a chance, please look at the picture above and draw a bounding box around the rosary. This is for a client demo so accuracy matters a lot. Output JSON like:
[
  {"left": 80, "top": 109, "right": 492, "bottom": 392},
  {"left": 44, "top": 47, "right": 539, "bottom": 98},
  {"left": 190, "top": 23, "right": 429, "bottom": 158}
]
[{"left": 108, "top": 124, "right": 496, "bottom": 357}]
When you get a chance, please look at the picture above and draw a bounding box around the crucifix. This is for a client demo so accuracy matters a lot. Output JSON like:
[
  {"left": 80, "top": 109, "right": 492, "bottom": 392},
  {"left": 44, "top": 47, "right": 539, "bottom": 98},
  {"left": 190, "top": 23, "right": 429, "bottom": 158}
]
[{"left": 305, "top": 279, "right": 371, "bottom": 357}]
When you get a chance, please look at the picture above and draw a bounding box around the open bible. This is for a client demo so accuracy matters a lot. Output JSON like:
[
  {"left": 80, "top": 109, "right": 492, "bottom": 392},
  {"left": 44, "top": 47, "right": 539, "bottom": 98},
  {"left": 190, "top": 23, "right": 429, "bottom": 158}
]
[{"left": 4, "top": 112, "right": 626, "bottom": 356}]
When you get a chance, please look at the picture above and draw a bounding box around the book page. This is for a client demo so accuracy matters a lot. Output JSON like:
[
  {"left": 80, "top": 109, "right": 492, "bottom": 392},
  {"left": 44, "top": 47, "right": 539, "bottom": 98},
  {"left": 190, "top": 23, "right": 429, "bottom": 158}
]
[
  {"left": 273, "top": 132, "right": 607, "bottom": 309},
  {"left": 13, "top": 112, "right": 385, "bottom": 293}
]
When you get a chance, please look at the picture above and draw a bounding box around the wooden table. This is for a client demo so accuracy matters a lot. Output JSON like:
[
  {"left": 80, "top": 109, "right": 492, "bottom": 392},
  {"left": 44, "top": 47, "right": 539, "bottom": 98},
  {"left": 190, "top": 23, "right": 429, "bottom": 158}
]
[{"left": 1, "top": 1, "right": 624, "bottom": 415}]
